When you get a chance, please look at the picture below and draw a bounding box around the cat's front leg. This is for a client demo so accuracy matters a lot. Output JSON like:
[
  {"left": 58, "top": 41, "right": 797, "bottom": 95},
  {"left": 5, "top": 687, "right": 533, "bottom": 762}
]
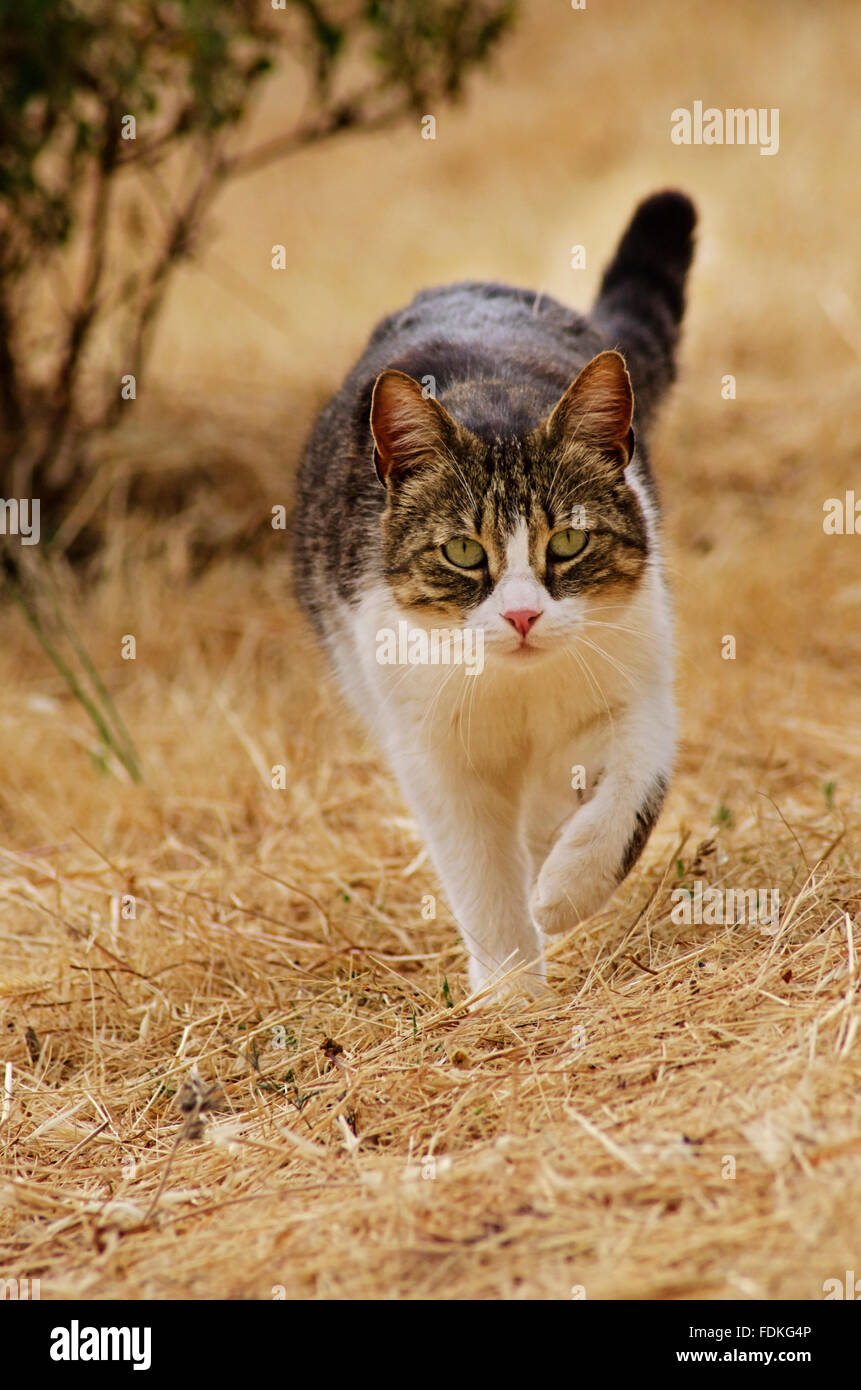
[
  {"left": 530, "top": 685, "right": 674, "bottom": 935},
  {"left": 386, "top": 744, "right": 545, "bottom": 999}
]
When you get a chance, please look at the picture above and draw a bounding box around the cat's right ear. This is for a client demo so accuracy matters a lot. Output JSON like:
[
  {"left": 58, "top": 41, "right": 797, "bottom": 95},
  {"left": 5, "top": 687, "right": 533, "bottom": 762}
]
[{"left": 370, "top": 371, "right": 457, "bottom": 486}]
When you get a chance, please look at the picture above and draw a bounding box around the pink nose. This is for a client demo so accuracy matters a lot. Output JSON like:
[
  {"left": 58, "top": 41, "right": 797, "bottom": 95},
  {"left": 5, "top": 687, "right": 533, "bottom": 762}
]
[{"left": 503, "top": 608, "right": 542, "bottom": 638}]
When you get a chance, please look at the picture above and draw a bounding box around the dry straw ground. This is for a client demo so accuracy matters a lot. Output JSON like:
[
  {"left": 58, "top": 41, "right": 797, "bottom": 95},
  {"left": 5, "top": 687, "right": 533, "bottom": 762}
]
[{"left": 2, "top": 0, "right": 860, "bottom": 1299}]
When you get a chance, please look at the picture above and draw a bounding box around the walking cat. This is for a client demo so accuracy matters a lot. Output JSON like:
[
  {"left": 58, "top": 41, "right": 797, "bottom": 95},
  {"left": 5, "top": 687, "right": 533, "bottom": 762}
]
[{"left": 293, "top": 190, "right": 696, "bottom": 997}]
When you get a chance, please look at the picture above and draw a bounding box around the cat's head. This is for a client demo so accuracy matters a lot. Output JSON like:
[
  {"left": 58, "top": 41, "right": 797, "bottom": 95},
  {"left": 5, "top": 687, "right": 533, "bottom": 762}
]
[{"left": 369, "top": 351, "right": 651, "bottom": 662}]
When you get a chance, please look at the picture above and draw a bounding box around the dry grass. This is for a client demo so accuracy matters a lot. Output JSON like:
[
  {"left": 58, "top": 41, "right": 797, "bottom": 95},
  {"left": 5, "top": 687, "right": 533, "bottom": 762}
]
[{"left": 1, "top": 0, "right": 861, "bottom": 1299}]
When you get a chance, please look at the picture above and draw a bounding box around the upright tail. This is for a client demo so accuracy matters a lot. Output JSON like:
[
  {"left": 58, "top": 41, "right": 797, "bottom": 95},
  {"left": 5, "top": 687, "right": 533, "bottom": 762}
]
[{"left": 592, "top": 190, "right": 697, "bottom": 428}]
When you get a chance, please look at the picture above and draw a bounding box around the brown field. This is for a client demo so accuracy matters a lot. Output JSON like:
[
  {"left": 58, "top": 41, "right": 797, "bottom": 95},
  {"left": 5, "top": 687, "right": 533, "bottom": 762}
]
[{"left": 2, "top": 0, "right": 861, "bottom": 1300}]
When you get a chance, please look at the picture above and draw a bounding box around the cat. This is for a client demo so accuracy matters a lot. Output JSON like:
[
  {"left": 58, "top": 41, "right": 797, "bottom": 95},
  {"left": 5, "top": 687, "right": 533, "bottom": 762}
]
[{"left": 293, "top": 190, "right": 696, "bottom": 999}]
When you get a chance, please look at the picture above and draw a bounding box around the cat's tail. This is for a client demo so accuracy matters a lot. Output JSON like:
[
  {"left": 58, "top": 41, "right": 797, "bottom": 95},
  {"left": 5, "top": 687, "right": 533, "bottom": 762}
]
[{"left": 592, "top": 190, "right": 697, "bottom": 427}]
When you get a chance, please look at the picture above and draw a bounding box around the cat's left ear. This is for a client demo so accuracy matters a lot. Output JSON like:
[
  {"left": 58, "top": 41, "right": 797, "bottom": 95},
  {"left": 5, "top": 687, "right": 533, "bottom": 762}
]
[
  {"left": 370, "top": 370, "right": 460, "bottom": 486},
  {"left": 544, "top": 350, "right": 635, "bottom": 468}
]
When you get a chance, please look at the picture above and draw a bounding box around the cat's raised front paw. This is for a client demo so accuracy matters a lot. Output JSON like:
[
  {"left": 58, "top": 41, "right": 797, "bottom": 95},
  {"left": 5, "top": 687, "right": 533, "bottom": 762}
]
[{"left": 529, "top": 848, "right": 617, "bottom": 936}]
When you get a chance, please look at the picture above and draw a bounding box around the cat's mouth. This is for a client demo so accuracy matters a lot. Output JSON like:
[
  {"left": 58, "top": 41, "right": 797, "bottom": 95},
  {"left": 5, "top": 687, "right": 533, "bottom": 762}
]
[{"left": 502, "top": 637, "right": 549, "bottom": 659}]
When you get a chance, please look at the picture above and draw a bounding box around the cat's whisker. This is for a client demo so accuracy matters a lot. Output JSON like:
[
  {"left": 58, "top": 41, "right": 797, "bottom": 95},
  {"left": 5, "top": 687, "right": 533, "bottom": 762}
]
[
  {"left": 579, "top": 628, "right": 642, "bottom": 673},
  {"left": 583, "top": 602, "right": 648, "bottom": 620},
  {"left": 561, "top": 643, "right": 616, "bottom": 733},
  {"left": 450, "top": 664, "right": 478, "bottom": 771},
  {"left": 544, "top": 452, "right": 570, "bottom": 517},
  {"left": 447, "top": 455, "right": 481, "bottom": 519},
  {"left": 584, "top": 618, "right": 650, "bottom": 639},
  {"left": 574, "top": 633, "right": 639, "bottom": 690},
  {"left": 374, "top": 654, "right": 429, "bottom": 720},
  {"left": 416, "top": 656, "right": 466, "bottom": 746},
  {"left": 461, "top": 658, "right": 485, "bottom": 775}
]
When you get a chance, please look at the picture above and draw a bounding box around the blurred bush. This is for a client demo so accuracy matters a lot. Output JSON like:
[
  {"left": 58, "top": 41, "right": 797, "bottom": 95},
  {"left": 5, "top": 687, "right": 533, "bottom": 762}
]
[
  {"left": 0, "top": 0, "right": 515, "bottom": 778},
  {"left": 0, "top": 0, "right": 516, "bottom": 546}
]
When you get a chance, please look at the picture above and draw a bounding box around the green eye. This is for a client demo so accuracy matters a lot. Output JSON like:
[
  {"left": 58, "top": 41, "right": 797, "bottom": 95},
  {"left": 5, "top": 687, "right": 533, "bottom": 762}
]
[
  {"left": 548, "top": 527, "right": 588, "bottom": 560},
  {"left": 442, "top": 536, "right": 486, "bottom": 569}
]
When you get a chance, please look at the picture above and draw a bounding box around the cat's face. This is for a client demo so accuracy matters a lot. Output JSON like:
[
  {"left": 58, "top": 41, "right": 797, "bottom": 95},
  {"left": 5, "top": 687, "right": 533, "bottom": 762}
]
[{"left": 370, "top": 352, "right": 650, "bottom": 662}]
